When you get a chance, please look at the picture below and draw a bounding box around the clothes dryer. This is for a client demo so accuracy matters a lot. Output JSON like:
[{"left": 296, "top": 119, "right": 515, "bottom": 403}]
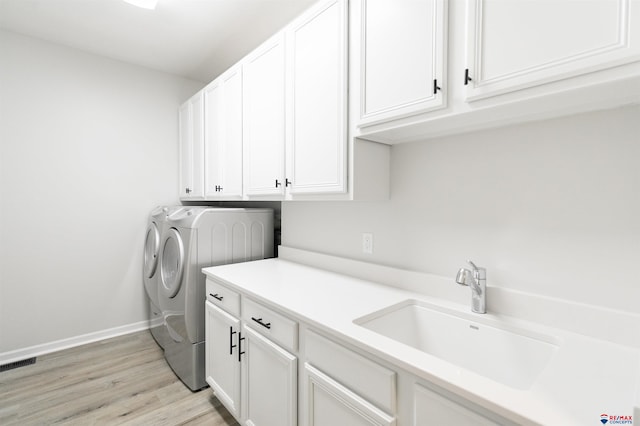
[
  {"left": 158, "top": 207, "right": 274, "bottom": 391},
  {"left": 143, "top": 205, "right": 184, "bottom": 349}
]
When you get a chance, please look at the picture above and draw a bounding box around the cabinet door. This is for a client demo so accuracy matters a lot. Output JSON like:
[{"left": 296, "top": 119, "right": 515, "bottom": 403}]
[
  {"left": 303, "top": 364, "right": 395, "bottom": 426},
  {"left": 204, "top": 67, "right": 243, "bottom": 199},
  {"left": 179, "top": 92, "right": 205, "bottom": 199},
  {"left": 242, "top": 325, "right": 297, "bottom": 426},
  {"left": 204, "top": 79, "right": 223, "bottom": 197},
  {"left": 413, "top": 383, "right": 500, "bottom": 426},
  {"left": 205, "top": 301, "right": 241, "bottom": 419},
  {"left": 465, "top": 0, "right": 640, "bottom": 101},
  {"left": 243, "top": 33, "right": 286, "bottom": 198},
  {"left": 353, "top": 0, "right": 447, "bottom": 127},
  {"left": 286, "top": 0, "right": 347, "bottom": 195},
  {"left": 178, "top": 101, "right": 192, "bottom": 198}
]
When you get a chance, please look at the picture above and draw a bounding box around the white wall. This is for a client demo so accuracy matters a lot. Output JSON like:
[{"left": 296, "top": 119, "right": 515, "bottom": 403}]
[
  {"left": 0, "top": 30, "right": 202, "bottom": 354},
  {"left": 282, "top": 106, "right": 640, "bottom": 315}
]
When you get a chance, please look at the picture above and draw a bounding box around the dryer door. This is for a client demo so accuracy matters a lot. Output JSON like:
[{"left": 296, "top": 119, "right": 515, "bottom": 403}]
[
  {"left": 143, "top": 222, "right": 160, "bottom": 278},
  {"left": 160, "top": 228, "right": 184, "bottom": 298}
]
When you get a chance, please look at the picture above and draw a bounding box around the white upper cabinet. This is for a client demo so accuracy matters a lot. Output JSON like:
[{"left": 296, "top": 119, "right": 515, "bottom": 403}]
[
  {"left": 353, "top": 0, "right": 640, "bottom": 144},
  {"left": 286, "top": 0, "right": 348, "bottom": 196},
  {"left": 465, "top": 0, "right": 640, "bottom": 101},
  {"left": 179, "top": 91, "right": 205, "bottom": 200},
  {"left": 242, "top": 33, "right": 287, "bottom": 198},
  {"left": 466, "top": 0, "right": 640, "bottom": 100},
  {"left": 204, "top": 66, "right": 243, "bottom": 199},
  {"left": 179, "top": 0, "right": 390, "bottom": 201},
  {"left": 352, "top": 0, "right": 447, "bottom": 127}
]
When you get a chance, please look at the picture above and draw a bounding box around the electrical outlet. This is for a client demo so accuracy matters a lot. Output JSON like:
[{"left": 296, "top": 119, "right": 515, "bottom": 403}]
[{"left": 362, "top": 233, "right": 373, "bottom": 254}]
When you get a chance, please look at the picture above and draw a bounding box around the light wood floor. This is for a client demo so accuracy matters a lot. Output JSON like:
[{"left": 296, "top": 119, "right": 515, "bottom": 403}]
[{"left": 0, "top": 330, "right": 239, "bottom": 425}]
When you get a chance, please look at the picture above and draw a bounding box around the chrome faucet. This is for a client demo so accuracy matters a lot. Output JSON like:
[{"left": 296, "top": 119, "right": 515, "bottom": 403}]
[{"left": 455, "top": 260, "right": 486, "bottom": 314}]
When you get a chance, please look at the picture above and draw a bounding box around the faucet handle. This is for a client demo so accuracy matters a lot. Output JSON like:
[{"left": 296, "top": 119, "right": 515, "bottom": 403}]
[{"left": 467, "top": 260, "right": 486, "bottom": 279}]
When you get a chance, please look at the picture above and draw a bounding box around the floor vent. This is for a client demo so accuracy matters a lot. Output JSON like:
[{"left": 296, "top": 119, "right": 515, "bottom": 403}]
[{"left": 0, "top": 357, "right": 36, "bottom": 372}]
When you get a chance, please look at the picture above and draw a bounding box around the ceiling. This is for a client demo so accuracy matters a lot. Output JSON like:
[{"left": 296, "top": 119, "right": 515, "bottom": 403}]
[{"left": 0, "top": 0, "right": 316, "bottom": 83}]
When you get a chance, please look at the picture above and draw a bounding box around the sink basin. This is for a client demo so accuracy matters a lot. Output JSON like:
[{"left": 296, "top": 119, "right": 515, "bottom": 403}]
[{"left": 354, "top": 300, "right": 559, "bottom": 390}]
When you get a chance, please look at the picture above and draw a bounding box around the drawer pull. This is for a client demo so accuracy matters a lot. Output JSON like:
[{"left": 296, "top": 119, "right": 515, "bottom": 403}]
[
  {"left": 230, "top": 327, "right": 237, "bottom": 355},
  {"left": 251, "top": 317, "right": 271, "bottom": 330},
  {"left": 210, "top": 293, "right": 223, "bottom": 301},
  {"left": 238, "top": 332, "right": 245, "bottom": 362}
]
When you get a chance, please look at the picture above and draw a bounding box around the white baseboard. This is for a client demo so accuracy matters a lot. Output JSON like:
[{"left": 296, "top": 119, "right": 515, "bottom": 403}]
[{"left": 0, "top": 320, "right": 151, "bottom": 366}]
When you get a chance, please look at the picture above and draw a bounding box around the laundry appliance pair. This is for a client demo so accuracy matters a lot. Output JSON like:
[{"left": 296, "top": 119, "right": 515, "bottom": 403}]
[{"left": 143, "top": 206, "right": 274, "bottom": 391}]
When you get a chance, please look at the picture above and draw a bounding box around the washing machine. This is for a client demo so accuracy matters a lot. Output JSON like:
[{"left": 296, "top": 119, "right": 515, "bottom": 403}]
[
  {"left": 143, "top": 205, "right": 184, "bottom": 349},
  {"left": 158, "top": 207, "right": 274, "bottom": 391}
]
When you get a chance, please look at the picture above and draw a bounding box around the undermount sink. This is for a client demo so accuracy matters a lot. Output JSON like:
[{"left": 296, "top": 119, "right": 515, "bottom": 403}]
[{"left": 354, "top": 299, "right": 559, "bottom": 390}]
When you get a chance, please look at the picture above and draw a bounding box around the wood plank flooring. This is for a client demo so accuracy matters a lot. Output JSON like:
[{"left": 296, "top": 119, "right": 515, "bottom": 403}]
[{"left": 0, "top": 330, "right": 239, "bottom": 425}]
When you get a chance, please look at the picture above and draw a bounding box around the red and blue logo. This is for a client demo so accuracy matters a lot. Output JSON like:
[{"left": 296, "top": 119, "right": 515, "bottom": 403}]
[{"left": 600, "top": 413, "right": 633, "bottom": 425}]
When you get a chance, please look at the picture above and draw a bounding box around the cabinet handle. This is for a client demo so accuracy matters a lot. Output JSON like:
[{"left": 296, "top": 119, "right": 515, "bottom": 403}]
[
  {"left": 185, "top": 187, "right": 191, "bottom": 194},
  {"left": 238, "top": 332, "right": 245, "bottom": 362},
  {"left": 275, "top": 179, "right": 281, "bottom": 188},
  {"left": 215, "top": 185, "right": 223, "bottom": 192},
  {"left": 251, "top": 317, "right": 271, "bottom": 330},
  {"left": 285, "top": 178, "right": 292, "bottom": 187},
  {"left": 433, "top": 79, "right": 441, "bottom": 95},
  {"left": 464, "top": 68, "right": 472, "bottom": 85},
  {"left": 209, "top": 293, "right": 223, "bottom": 301},
  {"left": 229, "top": 327, "right": 237, "bottom": 355}
]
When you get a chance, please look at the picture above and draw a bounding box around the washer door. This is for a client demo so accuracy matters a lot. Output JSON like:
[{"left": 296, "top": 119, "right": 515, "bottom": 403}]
[
  {"left": 143, "top": 223, "right": 160, "bottom": 278},
  {"left": 160, "top": 228, "right": 184, "bottom": 298}
]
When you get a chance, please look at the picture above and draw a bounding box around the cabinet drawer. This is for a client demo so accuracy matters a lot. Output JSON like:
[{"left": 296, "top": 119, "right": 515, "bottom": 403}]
[
  {"left": 305, "top": 329, "right": 396, "bottom": 415},
  {"left": 241, "top": 297, "right": 298, "bottom": 352},
  {"left": 206, "top": 279, "right": 240, "bottom": 317}
]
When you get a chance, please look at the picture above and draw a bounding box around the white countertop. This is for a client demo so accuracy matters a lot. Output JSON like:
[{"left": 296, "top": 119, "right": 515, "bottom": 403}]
[{"left": 202, "top": 257, "right": 640, "bottom": 425}]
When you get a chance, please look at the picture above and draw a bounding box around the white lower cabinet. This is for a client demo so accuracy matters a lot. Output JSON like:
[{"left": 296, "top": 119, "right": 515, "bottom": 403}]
[
  {"left": 302, "top": 329, "right": 396, "bottom": 426},
  {"left": 206, "top": 279, "right": 514, "bottom": 426},
  {"left": 304, "top": 363, "right": 395, "bottom": 426},
  {"left": 205, "top": 279, "right": 298, "bottom": 426},
  {"left": 412, "top": 383, "right": 504, "bottom": 426},
  {"left": 242, "top": 325, "right": 297, "bottom": 426},
  {"left": 205, "top": 301, "right": 241, "bottom": 419}
]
